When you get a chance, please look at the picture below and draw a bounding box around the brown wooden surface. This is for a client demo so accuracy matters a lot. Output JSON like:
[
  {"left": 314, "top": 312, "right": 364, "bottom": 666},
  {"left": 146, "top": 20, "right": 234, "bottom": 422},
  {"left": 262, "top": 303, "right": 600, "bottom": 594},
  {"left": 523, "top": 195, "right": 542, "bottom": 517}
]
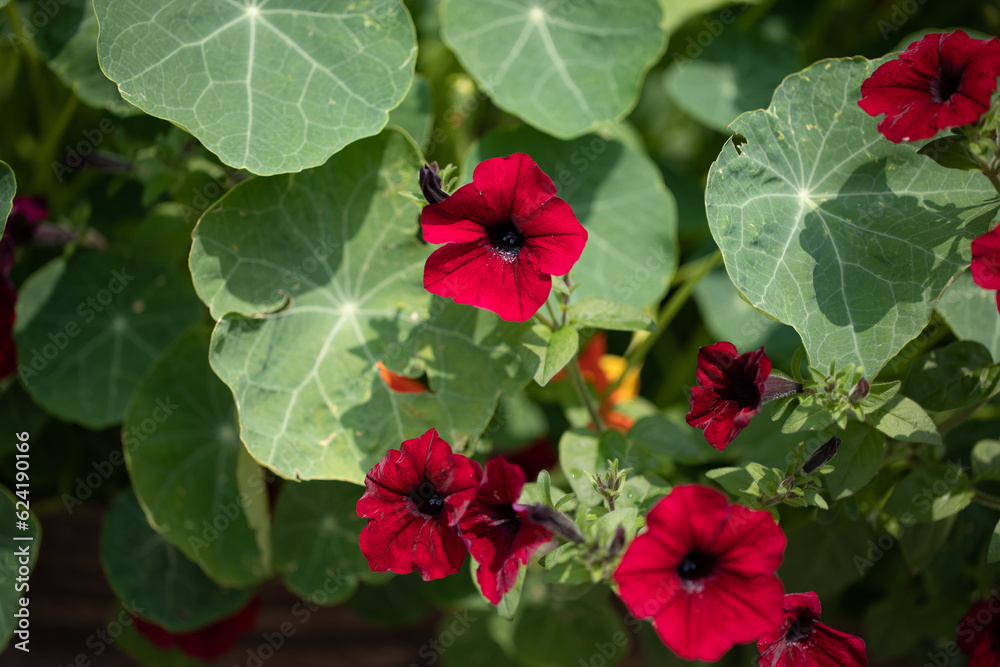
[{"left": 4, "top": 504, "right": 649, "bottom": 667}]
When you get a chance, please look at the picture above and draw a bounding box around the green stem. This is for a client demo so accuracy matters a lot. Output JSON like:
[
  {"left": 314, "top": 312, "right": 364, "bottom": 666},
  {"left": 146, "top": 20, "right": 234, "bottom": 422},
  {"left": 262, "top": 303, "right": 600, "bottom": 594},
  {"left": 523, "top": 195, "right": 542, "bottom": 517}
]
[
  {"left": 974, "top": 489, "right": 1000, "bottom": 511},
  {"left": 533, "top": 310, "right": 557, "bottom": 330},
  {"left": 6, "top": 2, "right": 54, "bottom": 147},
  {"left": 33, "top": 95, "right": 78, "bottom": 191},
  {"left": 983, "top": 166, "right": 1000, "bottom": 199},
  {"left": 612, "top": 250, "right": 723, "bottom": 392},
  {"left": 567, "top": 356, "right": 605, "bottom": 433},
  {"left": 937, "top": 401, "right": 986, "bottom": 436}
]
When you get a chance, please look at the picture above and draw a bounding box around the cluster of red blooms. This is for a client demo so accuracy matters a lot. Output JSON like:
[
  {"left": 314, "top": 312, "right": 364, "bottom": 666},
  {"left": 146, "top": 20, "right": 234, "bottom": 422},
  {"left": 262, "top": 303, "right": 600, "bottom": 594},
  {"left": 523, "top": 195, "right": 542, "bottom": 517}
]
[
  {"left": 356, "top": 428, "right": 553, "bottom": 603},
  {"left": 858, "top": 30, "right": 1000, "bottom": 320}
]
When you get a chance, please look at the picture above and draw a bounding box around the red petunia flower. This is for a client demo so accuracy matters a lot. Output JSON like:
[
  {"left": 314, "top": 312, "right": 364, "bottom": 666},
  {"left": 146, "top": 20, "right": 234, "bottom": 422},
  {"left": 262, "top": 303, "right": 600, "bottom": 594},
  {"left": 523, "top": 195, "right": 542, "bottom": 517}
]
[
  {"left": 457, "top": 457, "right": 552, "bottom": 604},
  {"left": 420, "top": 153, "right": 588, "bottom": 322},
  {"left": 686, "top": 342, "right": 771, "bottom": 450},
  {"left": 613, "top": 485, "right": 786, "bottom": 661},
  {"left": 858, "top": 30, "right": 1000, "bottom": 143},
  {"left": 972, "top": 225, "right": 1000, "bottom": 314},
  {"left": 757, "top": 592, "right": 868, "bottom": 667},
  {"left": 958, "top": 594, "right": 1000, "bottom": 666},
  {"left": 357, "top": 428, "right": 482, "bottom": 580},
  {"left": 132, "top": 595, "right": 260, "bottom": 660}
]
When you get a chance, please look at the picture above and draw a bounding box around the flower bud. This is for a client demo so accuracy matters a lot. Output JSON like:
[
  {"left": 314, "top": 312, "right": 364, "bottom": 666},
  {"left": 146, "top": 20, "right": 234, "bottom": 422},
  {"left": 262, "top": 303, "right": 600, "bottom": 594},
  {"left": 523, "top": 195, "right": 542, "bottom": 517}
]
[
  {"left": 419, "top": 162, "right": 449, "bottom": 204},
  {"left": 526, "top": 504, "right": 584, "bottom": 544},
  {"left": 848, "top": 377, "right": 870, "bottom": 404},
  {"left": 761, "top": 374, "right": 804, "bottom": 402},
  {"left": 801, "top": 437, "right": 842, "bottom": 475}
]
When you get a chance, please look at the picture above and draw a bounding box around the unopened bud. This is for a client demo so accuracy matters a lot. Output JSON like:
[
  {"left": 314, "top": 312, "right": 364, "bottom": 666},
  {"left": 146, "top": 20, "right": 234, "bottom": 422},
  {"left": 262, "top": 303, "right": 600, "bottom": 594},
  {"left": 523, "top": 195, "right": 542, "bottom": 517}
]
[
  {"left": 801, "top": 437, "right": 841, "bottom": 475},
  {"left": 848, "top": 378, "right": 870, "bottom": 404},
  {"left": 418, "top": 162, "right": 449, "bottom": 204},
  {"left": 608, "top": 525, "right": 626, "bottom": 558},
  {"left": 761, "top": 374, "right": 804, "bottom": 402},
  {"left": 526, "top": 504, "right": 584, "bottom": 544}
]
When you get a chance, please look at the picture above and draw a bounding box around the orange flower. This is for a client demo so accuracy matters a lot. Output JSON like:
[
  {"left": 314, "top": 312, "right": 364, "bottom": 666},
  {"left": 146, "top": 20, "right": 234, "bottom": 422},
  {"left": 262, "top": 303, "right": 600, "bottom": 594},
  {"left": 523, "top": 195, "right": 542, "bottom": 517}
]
[
  {"left": 376, "top": 361, "right": 429, "bottom": 394},
  {"left": 576, "top": 332, "right": 640, "bottom": 432}
]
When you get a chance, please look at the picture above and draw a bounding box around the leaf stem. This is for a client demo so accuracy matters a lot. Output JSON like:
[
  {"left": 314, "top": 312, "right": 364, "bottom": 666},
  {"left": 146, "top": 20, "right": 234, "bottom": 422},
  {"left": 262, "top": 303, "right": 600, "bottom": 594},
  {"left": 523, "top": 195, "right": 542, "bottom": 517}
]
[
  {"left": 34, "top": 95, "right": 78, "bottom": 191},
  {"left": 567, "top": 355, "right": 605, "bottom": 433},
  {"left": 974, "top": 489, "right": 1000, "bottom": 511},
  {"left": 613, "top": 250, "right": 723, "bottom": 392},
  {"left": 6, "top": 2, "right": 54, "bottom": 159}
]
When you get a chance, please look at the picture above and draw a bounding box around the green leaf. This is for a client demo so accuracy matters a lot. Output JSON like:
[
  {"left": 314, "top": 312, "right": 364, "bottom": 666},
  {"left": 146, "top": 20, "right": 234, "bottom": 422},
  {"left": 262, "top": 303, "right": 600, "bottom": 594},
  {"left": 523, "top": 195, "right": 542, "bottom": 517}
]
[
  {"left": 271, "top": 480, "right": 369, "bottom": 605},
  {"left": 95, "top": 0, "right": 417, "bottom": 175},
  {"left": 0, "top": 161, "right": 13, "bottom": 236},
  {"left": 990, "top": 518, "right": 1000, "bottom": 563},
  {"left": 663, "top": 28, "right": 800, "bottom": 133},
  {"left": 441, "top": 0, "right": 665, "bottom": 138},
  {"left": 705, "top": 462, "right": 779, "bottom": 499},
  {"left": 0, "top": 485, "right": 40, "bottom": 652},
  {"left": 190, "top": 132, "right": 527, "bottom": 483},
  {"left": 124, "top": 329, "right": 270, "bottom": 588},
  {"left": 116, "top": 623, "right": 200, "bottom": 667},
  {"left": 823, "top": 423, "right": 885, "bottom": 500},
  {"left": 904, "top": 340, "right": 1000, "bottom": 411},
  {"left": 938, "top": 271, "right": 1000, "bottom": 362},
  {"left": 558, "top": 428, "right": 603, "bottom": 507},
  {"left": 35, "top": 0, "right": 135, "bottom": 115},
  {"left": 14, "top": 253, "right": 203, "bottom": 428},
  {"left": 628, "top": 413, "right": 718, "bottom": 465},
  {"left": 883, "top": 464, "right": 973, "bottom": 523},
  {"left": 101, "top": 491, "right": 252, "bottom": 632},
  {"left": 519, "top": 324, "right": 579, "bottom": 387},
  {"left": 867, "top": 395, "right": 941, "bottom": 445},
  {"left": 900, "top": 516, "right": 955, "bottom": 571},
  {"left": 780, "top": 396, "right": 835, "bottom": 434},
  {"left": 917, "top": 134, "right": 983, "bottom": 171},
  {"left": 706, "top": 56, "right": 999, "bottom": 376},
  {"left": 971, "top": 440, "right": 1000, "bottom": 482},
  {"left": 439, "top": 610, "right": 520, "bottom": 667},
  {"left": 468, "top": 125, "right": 678, "bottom": 307},
  {"left": 568, "top": 297, "right": 655, "bottom": 332},
  {"left": 780, "top": 517, "right": 873, "bottom": 599}
]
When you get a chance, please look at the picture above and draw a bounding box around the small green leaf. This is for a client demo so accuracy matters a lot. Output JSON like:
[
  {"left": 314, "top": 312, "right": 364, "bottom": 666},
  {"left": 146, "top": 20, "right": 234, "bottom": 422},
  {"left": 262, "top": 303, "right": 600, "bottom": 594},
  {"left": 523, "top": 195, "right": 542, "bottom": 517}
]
[
  {"left": 867, "top": 395, "right": 941, "bottom": 445},
  {"left": 971, "top": 440, "right": 1000, "bottom": 482},
  {"left": 857, "top": 380, "right": 900, "bottom": 413},
  {"left": 536, "top": 470, "right": 553, "bottom": 507},
  {"left": 558, "top": 429, "right": 603, "bottom": 507},
  {"left": 883, "top": 464, "right": 973, "bottom": 523},
  {"left": 568, "top": 297, "right": 655, "bottom": 332},
  {"left": 101, "top": 491, "right": 252, "bottom": 631},
  {"left": 705, "top": 462, "right": 778, "bottom": 499},
  {"left": 780, "top": 396, "right": 835, "bottom": 434},
  {"left": 519, "top": 324, "right": 579, "bottom": 386},
  {"left": 823, "top": 424, "right": 885, "bottom": 500},
  {"left": 628, "top": 414, "right": 718, "bottom": 465}
]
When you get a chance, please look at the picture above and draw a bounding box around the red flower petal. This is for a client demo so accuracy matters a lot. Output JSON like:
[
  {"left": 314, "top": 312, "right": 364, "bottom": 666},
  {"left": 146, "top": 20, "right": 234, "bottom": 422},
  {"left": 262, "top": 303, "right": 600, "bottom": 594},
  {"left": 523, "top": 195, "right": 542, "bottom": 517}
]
[
  {"left": 614, "top": 485, "right": 786, "bottom": 661},
  {"left": 958, "top": 595, "right": 1000, "bottom": 665},
  {"left": 459, "top": 458, "right": 552, "bottom": 604},
  {"left": 473, "top": 153, "right": 558, "bottom": 223},
  {"left": 972, "top": 226, "right": 1000, "bottom": 291},
  {"left": 357, "top": 429, "right": 482, "bottom": 580},
  {"left": 758, "top": 592, "right": 868, "bottom": 667},
  {"left": 423, "top": 240, "right": 552, "bottom": 322},
  {"left": 859, "top": 30, "right": 1000, "bottom": 143},
  {"left": 133, "top": 596, "right": 260, "bottom": 661},
  {"left": 376, "top": 361, "right": 429, "bottom": 394}
]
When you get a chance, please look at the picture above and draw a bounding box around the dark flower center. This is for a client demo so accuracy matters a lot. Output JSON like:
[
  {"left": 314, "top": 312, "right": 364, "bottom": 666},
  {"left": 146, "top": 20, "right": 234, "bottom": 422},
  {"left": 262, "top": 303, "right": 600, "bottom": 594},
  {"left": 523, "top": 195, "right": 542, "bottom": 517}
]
[
  {"left": 486, "top": 221, "right": 526, "bottom": 260},
  {"left": 410, "top": 481, "right": 445, "bottom": 519},
  {"left": 932, "top": 67, "right": 963, "bottom": 103},
  {"left": 721, "top": 369, "right": 761, "bottom": 408},
  {"left": 785, "top": 616, "right": 815, "bottom": 644},
  {"left": 676, "top": 551, "right": 715, "bottom": 581}
]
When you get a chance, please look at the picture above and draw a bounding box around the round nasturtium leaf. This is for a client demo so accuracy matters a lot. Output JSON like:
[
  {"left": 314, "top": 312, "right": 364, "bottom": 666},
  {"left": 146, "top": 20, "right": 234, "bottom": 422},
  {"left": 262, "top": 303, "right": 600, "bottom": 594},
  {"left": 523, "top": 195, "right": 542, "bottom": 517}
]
[
  {"left": 14, "top": 252, "right": 204, "bottom": 429},
  {"left": 706, "top": 56, "right": 999, "bottom": 376},
  {"left": 124, "top": 329, "right": 270, "bottom": 589},
  {"left": 100, "top": 490, "right": 254, "bottom": 632},
  {"left": 467, "top": 125, "right": 678, "bottom": 307},
  {"left": 189, "top": 130, "right": 529, "bottom": 484},
  {"left": 441, "top": 0, "right": 666, "bottom": 138},
  {"left": 94, "top": 0, "right": 417, "bottom": 175},
  {"left": 271, "top": 480, "right": 370, "bottom": 605},
  {"left": 0, "top": 160, "right": 13, "bottom": 235}
]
